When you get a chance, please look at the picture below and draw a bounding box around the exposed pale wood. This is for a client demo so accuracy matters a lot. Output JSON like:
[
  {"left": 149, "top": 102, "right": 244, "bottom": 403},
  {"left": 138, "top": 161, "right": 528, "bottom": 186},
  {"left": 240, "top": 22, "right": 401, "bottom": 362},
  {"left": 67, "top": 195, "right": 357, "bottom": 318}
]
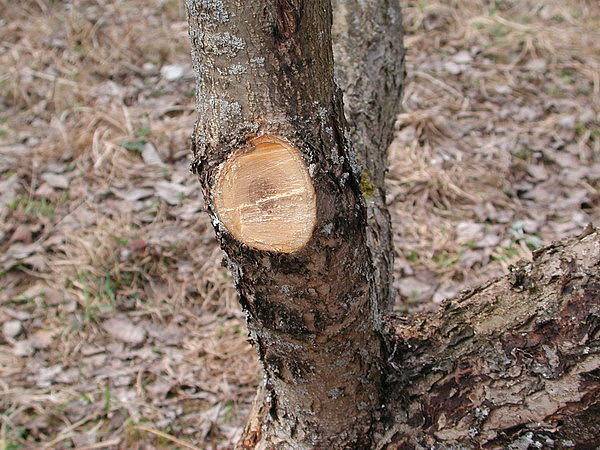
[
  {"left": 213, "top": 135, "right": 316, "bottom": 253},
  {"left": 236, "top": 384, "right": 267, "bottom": 449}
]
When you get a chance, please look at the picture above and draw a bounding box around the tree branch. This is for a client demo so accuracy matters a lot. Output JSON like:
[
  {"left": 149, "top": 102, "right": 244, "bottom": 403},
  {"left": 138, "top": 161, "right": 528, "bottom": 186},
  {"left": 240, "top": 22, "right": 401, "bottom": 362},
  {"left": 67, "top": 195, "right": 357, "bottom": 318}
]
[
  {"left": 332, "top": 0, "right": 405, "bottom": 310},
  {"left": 382, "top": 226, "right": 600, "bottom": 448}
]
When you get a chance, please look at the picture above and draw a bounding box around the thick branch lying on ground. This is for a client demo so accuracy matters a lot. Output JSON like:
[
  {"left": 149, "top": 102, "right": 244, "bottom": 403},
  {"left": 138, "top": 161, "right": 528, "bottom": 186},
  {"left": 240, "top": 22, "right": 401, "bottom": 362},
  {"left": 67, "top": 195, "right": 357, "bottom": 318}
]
[{"left": 381, "top": 226, "right": 600, "bottom": 448}]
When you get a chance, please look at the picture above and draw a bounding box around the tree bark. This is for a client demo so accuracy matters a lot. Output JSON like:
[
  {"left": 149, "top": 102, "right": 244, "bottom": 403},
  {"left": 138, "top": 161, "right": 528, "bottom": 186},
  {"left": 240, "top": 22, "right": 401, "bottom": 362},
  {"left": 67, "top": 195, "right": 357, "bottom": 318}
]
[
  {"left": 186, "top": 0, "right": 385, "bottom": 447},
  {"left": 186, "top": 1, "right": 600, "bottom": 448},
  {"left": 332, "top": 0, "right": 405, "bottom": 312},
  {"left": 380, "top": 226, "right": 600, "bottom": 448}
]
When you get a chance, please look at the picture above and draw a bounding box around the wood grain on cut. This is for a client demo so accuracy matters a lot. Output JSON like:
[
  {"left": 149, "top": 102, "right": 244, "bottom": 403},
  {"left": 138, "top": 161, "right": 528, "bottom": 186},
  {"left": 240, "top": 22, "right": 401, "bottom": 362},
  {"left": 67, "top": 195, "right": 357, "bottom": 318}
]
[{"left": 214, "top": 136, "right": 316, "bottom": 253}]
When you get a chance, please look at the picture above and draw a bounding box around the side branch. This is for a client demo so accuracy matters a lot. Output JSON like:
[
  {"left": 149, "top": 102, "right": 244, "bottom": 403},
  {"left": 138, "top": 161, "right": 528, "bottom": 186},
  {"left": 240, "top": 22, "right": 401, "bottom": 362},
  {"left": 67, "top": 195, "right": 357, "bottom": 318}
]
[
  {"left": 382, "top": 227, "right": 600, "bottom": 448},
  {"left": 332, "top": 0, "right": 405, "bottom": 310}
]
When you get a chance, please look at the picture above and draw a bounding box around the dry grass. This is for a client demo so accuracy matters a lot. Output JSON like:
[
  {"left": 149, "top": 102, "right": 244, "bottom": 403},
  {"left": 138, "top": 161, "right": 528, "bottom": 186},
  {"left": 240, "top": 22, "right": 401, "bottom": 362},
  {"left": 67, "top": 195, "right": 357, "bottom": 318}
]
[
  {"left": 0, "top": 0, "right": 598, "bottom": 448},
  {"left": 390, "top": 0, "right": 599, "bottom": 309}
]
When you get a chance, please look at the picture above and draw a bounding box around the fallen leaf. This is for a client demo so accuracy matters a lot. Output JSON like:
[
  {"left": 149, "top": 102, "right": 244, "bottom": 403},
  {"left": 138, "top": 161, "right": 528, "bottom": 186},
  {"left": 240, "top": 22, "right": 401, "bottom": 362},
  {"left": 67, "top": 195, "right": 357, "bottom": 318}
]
[
  {"left": 476, "top": 233, "right": 501, "bottom": 248},
  {"left": 552, "top": 152, "right": 579, "bottom": 168},
  {"left": 154, "top": 181, "right": 191, "bottom": 206},
  {"left": 103, "top": 317, "right": 146, "bottom": 345},
  {"left": 558, "top": 115, "right": 576, "bottom": 130},
  {"left": 55, "top": 368, "right": 80, "bottom": 384},
  {"left": 46, "top": 162, "right": 68, "bottom": 173},
  {"left": 460, "top": 250, "right": 487, "bottom": 268},
  {"left": 30, "top": 330, "right": 54, "bottom": 349},
  {"left": 161, "top": 64, "right": 185, "bottom": 81},
  {"left": 4, "top": 306, "right": 33, "bottom": 320},
  {"left": 396, "top": 277, "right": 435, "bottom": 303},
  {"left": 145, "top": 322, "right": 184, "bottom": 345},
  {"left": 142, "top": 142, "right": 165, "bottom": 166},
  {"left": 71, "top": 430, "right": 97, "bottom": 447},
  {"left": 495, "top": 84, "right": 511, "bottom": 95},
  {"left": 36, "top": 364, "right": 63, "bottom": 387},
  {"left": 1, "top": 242, "right": 44, "bottom": 270},
  {"left": 527, "top": 164, "right": 548, "bottom": 181},
  {"left": 525, "top": 58, "right": 547, "bottom": 72},
  {"left": 13, "top": 340, "right": 34, "bottom": 357},
  {"left": 173, "top": 200, "right": 204, "bottom": 220},
  {"left": 444, "top": 61, "right": 462, "bottom": 75},
  {"left": 146, "top": 378, "right": 173, "bottom": 399},
  {"left": 41, "top": 172, "right": 69, "bottom": 190},
  {"left": 515, "top": 106, "right": 542, "bottom": 122},
  {"left": 9, "top": 225, "right": 32, "bottom": 243},
  {"left": 2, "top": 320, "right": 22, "bottom": 339},
  {"left": 433, "top": 283, "right": 458, "bottom": 304},
  {"left": 43, "top": 288, "right": 64, "bottom": 305},
  {"left": 35, "top": 182, "right": 55, "bottom": 198},
  {"left": 455, "top": 221, "right": 484, "bottom": 244},
  {"left": 0, "top": 174, "right": 19, "bottom": 209},
  {"left": 453, "top": 50, "right": 472, "bottom": 64},
  {"left": 112, "top": 188, "right": 154, "bottom": 202},
  {"left": 556, "top": 189, "right": 588, "bottom": 209}
]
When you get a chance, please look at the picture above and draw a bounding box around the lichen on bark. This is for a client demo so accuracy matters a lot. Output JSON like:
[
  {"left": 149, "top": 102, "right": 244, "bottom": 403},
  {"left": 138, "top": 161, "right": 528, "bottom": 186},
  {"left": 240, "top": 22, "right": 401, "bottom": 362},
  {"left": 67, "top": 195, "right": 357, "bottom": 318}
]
[{"left": 186, "top": 0, "right": 385, "bottom": 447}]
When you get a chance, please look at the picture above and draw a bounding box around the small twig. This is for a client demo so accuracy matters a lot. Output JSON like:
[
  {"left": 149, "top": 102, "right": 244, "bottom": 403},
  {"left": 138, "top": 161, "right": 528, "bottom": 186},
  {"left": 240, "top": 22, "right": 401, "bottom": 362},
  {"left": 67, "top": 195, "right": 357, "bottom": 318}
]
[
  {"left": 75, "top": 438, "right": 122, "bottom": 449},
  {"left": 42, "top": 413, "right": 99, "bottom": 448},
  {"left": 25, "top": 69, "right": 79, "bottom": 88},
  {"left": 413, "top": 70, "right": 465, "bottom": 100}
]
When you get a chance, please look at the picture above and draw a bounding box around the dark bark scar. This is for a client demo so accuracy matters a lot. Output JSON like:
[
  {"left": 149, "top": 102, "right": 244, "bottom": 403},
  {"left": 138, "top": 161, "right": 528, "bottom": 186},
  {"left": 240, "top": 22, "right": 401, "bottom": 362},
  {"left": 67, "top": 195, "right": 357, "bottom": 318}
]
[{"left": 274, "top": 0, "right": 302, "bottom": 41}]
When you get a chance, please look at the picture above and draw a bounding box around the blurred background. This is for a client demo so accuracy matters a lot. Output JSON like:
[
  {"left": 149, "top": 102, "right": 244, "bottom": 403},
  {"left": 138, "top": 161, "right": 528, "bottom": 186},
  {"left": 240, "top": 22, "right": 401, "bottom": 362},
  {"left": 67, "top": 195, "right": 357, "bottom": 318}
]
[{"left": 0, "top": 0, "right": 598, "bottom": 448}]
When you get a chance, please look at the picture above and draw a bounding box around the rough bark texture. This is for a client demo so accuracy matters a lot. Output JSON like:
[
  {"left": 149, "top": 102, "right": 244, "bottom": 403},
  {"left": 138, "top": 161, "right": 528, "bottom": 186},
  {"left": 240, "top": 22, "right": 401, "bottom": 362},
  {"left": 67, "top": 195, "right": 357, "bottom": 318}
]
[
  {"left": 186, "top": 0, "right": 384, "bottom": 447},
  {"left": 186, "top": 1, "right": 600, "bottom": 448},
  {"left": 332, "top": 0, "right": 405, "bottom": 312},
  {"left": 380, "top": 226, "right": 600, "bottom": 449}
]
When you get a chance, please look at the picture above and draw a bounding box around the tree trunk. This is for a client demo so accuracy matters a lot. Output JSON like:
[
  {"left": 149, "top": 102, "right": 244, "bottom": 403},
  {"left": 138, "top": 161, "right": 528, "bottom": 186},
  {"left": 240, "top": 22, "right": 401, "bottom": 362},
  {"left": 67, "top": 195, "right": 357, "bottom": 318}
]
[
  {"left": 186, "top": 0, "right": 387, "bottom": 447},
  {"left": 331, "top": 0, "right": 405, "bottom": 312},
  {"left": 185, "top": 1, "right": 600, "bottom": 448}
]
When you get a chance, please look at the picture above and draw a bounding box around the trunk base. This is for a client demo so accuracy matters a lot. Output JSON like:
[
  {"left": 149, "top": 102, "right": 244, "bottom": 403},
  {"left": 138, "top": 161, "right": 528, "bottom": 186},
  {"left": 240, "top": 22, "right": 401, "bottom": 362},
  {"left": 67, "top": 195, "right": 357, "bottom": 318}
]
[{"left": 237, "top": 227, "right": 600, "bottom": 449}]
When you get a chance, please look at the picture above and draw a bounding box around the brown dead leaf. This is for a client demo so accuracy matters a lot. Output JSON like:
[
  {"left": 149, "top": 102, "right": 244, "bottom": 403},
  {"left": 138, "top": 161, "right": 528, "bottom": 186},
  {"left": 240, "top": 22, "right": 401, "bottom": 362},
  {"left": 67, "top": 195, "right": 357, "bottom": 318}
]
[
  {"left": 41, "top": 172, "right": 69, "bottom": 190},
  {"left": 103, "top": 317, "right": 146, "bottom": 346},
  {"left": 30, "top": 330, "right": 54, "bottom": 349}
]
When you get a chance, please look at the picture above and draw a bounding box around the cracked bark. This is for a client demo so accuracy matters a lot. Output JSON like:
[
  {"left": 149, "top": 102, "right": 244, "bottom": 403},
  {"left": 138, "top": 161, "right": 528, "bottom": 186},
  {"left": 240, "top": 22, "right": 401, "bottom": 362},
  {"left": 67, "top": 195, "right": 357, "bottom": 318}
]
[
  {"left": 186, "top": 0, "right": 385, "bottom": 447},
  {"left": 186, "top": 0, "right": 599, "bottom": 448},
  {"left": 332, "top": 0, "right": 405, "bottom": 311},
  {"left": 381, "top": 227, "right": 600, "bottom": 448}
]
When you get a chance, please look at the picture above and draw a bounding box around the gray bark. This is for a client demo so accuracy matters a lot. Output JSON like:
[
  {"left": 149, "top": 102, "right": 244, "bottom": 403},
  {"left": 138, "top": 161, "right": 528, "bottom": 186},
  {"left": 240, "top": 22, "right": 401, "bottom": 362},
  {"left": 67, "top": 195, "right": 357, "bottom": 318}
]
[
  {"left": 380, "top": 226, "right": 600, "bottom": 448},
  {"left": 332, "top": 0, "right": 405, "bottom": 312}
]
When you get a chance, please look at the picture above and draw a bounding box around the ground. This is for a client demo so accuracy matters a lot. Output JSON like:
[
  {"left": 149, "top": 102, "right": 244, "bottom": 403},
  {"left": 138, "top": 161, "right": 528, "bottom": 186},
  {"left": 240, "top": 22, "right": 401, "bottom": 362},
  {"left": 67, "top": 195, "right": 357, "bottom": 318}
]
[{"left": 0, "top": 0, "right": 598, "bottom": 448}]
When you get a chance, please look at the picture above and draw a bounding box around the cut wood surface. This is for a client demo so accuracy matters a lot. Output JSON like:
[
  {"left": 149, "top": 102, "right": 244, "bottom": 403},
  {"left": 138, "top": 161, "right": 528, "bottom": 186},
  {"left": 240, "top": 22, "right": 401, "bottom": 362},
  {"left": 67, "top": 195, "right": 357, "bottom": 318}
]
[{"left": 214, "top": 136, "right": 316, "bottom": 253}]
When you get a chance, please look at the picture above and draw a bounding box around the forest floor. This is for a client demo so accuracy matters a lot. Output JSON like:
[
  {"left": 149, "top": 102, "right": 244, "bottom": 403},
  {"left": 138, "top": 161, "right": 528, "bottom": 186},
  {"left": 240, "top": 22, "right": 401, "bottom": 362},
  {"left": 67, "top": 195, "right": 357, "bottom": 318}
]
[{"left": 1, "top": 0, "right": 598, "bottom": 448}]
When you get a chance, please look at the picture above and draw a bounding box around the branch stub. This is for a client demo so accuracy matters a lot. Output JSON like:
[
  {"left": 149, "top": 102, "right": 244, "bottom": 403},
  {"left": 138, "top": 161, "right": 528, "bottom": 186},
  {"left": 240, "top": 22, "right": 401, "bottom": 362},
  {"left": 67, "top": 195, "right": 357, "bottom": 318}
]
[{"left": 214, "top": 135, "right": 317, "bottom": 253}]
